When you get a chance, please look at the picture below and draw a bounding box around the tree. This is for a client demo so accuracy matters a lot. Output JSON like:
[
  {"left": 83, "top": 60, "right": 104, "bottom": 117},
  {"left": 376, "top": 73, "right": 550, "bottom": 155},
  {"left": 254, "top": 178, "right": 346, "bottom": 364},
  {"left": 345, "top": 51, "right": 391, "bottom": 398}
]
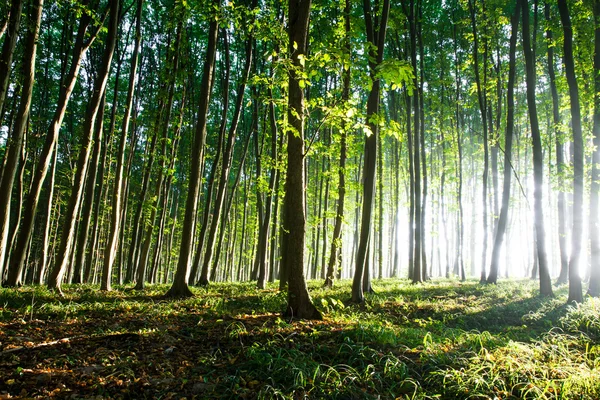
[
  {"left": 324, "top": 0, "right": 351, "bottom": 288},
  {"left": 166, "top": 3, "right": 219, "bottom": 298},
  {"left": 102, "top": 0, "right": 143, "bottom": 291},
  {"left": 1, "top": 0, "right": 44, "bottom": 286},
  {"left": 467, "top": 0, "right": 490, "bottom": 284},
  {"left": 6, "top": 0, "right": 102, "bottom": 289},
  {"left": 488, "top": 0, "right": 519, "bottom": 285},
  {"left": 589, "top": 0, "right": 600, "bottom": 297},
  {"left": 282, "top": 0, "right": 321, "bottom": 319},
  {"left": 47, "top": 0, "right": 119, "bottom": 294},
  {"left": 352, "top": 0, "right": 391, "bottom": 302},
  {"left": 0, "top": 0, "right": 23, "bottom": 119},
  {"left": 557, "top": 0, "right": 584, "bottom": 304},
  {"left": 521, "top": 0, "right": 552, "bottom": 296},
  {"left": 546, "top": 0, "right": 568, "bottom": 286}
]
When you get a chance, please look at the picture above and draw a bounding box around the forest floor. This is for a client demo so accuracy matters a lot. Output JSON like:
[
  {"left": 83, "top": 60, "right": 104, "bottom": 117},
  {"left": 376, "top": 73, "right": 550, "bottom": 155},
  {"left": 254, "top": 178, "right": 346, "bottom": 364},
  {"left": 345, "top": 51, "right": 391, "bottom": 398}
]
[{"left": 0, "top": 279, "right": 599, "bottom": 399}]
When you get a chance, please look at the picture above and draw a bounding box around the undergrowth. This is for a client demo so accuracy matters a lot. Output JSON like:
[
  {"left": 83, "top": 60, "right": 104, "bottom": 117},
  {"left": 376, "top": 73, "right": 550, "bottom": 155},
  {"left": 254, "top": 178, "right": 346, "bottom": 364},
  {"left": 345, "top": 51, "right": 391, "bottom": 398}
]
[{"left": 0, "top": 279, "right": 598, "bottom": 399}]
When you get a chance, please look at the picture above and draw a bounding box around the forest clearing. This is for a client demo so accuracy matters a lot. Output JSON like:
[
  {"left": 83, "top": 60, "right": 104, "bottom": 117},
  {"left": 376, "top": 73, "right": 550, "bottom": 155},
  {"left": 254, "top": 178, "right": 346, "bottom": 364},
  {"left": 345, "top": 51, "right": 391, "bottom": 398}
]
[{"left": 1, "top": 279, "right": 599, "bottom": 399}]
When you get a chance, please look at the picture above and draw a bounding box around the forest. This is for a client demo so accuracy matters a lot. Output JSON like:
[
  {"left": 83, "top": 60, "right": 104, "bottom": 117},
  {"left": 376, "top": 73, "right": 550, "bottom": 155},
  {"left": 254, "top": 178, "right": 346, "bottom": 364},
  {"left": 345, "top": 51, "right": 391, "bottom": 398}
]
[{"left": 0, "top": 0, "right": 600, "bottom": 398}]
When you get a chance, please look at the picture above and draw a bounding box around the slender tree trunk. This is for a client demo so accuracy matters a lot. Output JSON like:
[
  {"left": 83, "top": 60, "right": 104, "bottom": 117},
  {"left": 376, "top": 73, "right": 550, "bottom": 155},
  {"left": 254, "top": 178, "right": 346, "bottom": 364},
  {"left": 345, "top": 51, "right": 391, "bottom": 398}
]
[
  {"left": 198, "top": 34, "right": 253, "bottom": 286},
  {"left": 588, "top": 0, "right": 600, "bottom": 297},
  {"left": 37, "top": 148, "right": 58, "bottom": 284},
  {"left": 102, "top": 0, "right": 143, "bottom": 291},
  {"left": 468, "top": 0, "right": 490, "bottom": 284},
  {"left": 8, "top": 2, "right": 100, "bottom": 288},
  {"left": 166, "top": 7, "right": 218, "bottom": 298},
  {"left": 488, "top": 0, "right": 519, "bottom": 284},
  {"left": 558, "top": 0, "right": 584, "bottom": 303},
  {"left": 352, "top": 0, "right": 391, "bottom": 303},
  {"left": 1, "top": 0, "right": 43, "bottom": 285},
  {"left": 135, "top": 20, "right": 182, "bottom": 290},
  {"left": 189, "top": 29, "right": 230, "bottom": 284},
  {"left": 408, "top": 0, "right": 423, "bottom": 284},
  {"left": 257, "top": 83, "right": 279, "bottom": 289},
  {"left": 48, "top": 0, "right": 119, "bottom": 294},
  {"left": 544, "top": 2, "right": 569, "bottom": 285},
  {"left": 210, "top": 131, "right": 251, "bottom": 282},
  {"left": 0, "top": 0, "right": 23, "bottom": 119},
  {"left": 521, "top": 0, "right": 552, "bottom": 295},
  {"left": 324, "top": 21, "right": 348, "bottom": 285},
  {"left": 72, "top": 92, "right": 106, "bottom": 284}
]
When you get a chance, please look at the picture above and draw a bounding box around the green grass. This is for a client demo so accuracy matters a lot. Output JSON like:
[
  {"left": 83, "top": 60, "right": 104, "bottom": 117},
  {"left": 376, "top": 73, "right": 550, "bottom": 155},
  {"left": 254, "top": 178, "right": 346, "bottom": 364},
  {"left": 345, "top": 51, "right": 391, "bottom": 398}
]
[{"left": 0, "top": 279, "right": 598, "bottom": 399}]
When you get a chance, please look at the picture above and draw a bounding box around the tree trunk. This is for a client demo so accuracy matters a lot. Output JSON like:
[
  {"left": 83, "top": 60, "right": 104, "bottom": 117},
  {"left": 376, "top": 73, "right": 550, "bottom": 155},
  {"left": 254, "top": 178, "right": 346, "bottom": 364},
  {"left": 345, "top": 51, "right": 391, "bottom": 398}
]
[
  {"left": 198, "top": 34, "right": 253, "bottom": 286},
  {"left": 521, "top": 0, "right": 552, "bottom": 296},
  {"left": 165, "top": 8, "right": 218, "bottom": 298},
  {"left": 352, "top": 0, "right": 391, "bottom": 303},
  {"left": 588, "top": 0, "right": 600, "bottom": 297},
  {"left": 48, "top": 0, "right": 119, "bottom": 294},
  {"left": 558, "top": 0, "right": 584, "bottom": 303},
  {"left": 189, "top": 29, "right": 230, "bottom": 284},
  {"left": 468, "top": 0, "right": 490, "bottom": 284},
  {"left": 135, "top": 20, "right": 182, "bottom": 290},
  {"left": 488, "top": 0, "right": 519, "bottom": 284},
  {"left": 102, "top": 0, "right": 143, "bottom": 290},
  {"left": 544, "top": 1, "right": 568, "bottom": 286},
  {"left": 0, "top": 0, "right": 23, "bottom": 119},
  {"left": 1, "top": 0, "right": 43, "bottom": 286},
  {"left": 8, "top": 1, "right": 99, "bottom": 289},
  {"left": 257, "top": 83, "right": 279, "bottom": 289},
  {"left": 283, "top": 0, "right": 321, "bottom": 319},
  {"left": 72, "top": 92, "right": 106, "bottom": 284}
]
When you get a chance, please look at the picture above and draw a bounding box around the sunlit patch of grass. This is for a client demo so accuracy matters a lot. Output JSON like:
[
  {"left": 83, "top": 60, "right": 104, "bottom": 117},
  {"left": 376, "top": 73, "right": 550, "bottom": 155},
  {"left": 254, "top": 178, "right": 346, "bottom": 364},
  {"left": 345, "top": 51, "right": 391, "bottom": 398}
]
[{"left": 426, "top": 329, "right": 600, "bottom": 399}]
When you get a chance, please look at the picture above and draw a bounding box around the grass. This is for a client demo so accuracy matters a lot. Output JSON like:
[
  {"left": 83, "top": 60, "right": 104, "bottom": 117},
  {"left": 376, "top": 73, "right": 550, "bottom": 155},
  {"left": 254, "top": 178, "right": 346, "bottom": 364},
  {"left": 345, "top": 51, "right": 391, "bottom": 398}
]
[{"left": 0, "top": 279, "right": 599, "bottom": 399}]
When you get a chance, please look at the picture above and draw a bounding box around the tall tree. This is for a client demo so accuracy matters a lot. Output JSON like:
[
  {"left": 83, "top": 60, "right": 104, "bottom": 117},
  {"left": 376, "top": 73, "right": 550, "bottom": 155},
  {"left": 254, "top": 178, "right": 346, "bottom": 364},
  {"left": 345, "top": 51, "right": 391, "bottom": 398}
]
[
  {"left": 521, "top": 0, "right": 552, "bottom": 296},
  {"left": 282, "top": 0, "right": 321, "bottom": 319},
  {"left": 352, "top": 0, "right": 391, "bottom": 303},
  {"left": 102, "top": 0, "right": 143, "bottom": 291},
  {"left": 589, "top": 0, "right": 600, "bottom": 297},
  {"left": 324, "top": 0, "right": 351, "bottom": 288},
  {"left": 1, "top": 0, "right": 43, "bottom": 286},
  {"left": 558, "top": 0, "right": 584, "bottom": 303},
  {"left": 47, "top": 0, "right": 119, "bottom": 294},
  {"left": 6, "top": 0, "right": 102, "bottom": 288},
  {"left": 468, "top": 0, "right": 490, "bottom": 284},
  {"left": 166, "top": 3, "right": 219, "bottom": 298},
  {"left": 488, "top": 0, "right": 519, "bottom": 284},
  {"left": 546, "top": 1, "right": 568, "bottom": 286},
  {"left": 0, "top": 0, "right": 23, "bottom": 119}
]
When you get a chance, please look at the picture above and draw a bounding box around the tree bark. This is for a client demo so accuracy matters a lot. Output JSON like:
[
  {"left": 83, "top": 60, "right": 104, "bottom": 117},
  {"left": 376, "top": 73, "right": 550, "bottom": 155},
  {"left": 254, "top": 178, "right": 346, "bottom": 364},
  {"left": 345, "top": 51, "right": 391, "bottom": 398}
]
[
  {"left": 545, "top": 1, "right": 568, "bottom": 286},
  {"left": 468, "top": 0, "right": 490, "bottom": 284}
]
